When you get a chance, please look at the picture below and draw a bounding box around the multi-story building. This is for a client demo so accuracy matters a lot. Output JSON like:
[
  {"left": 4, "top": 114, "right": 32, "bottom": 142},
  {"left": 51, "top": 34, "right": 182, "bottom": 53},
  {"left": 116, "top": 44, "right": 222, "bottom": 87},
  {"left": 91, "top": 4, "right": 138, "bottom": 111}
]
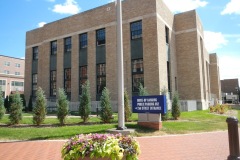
[
  {"left": 0, "top": 55, "right": 25, "bottom": 97},
  {"left": 25, "top": 0, "right": 221, "bottom": 112},
  {"left": 221, "top": 79, "right": 239, "bottom": 103}
]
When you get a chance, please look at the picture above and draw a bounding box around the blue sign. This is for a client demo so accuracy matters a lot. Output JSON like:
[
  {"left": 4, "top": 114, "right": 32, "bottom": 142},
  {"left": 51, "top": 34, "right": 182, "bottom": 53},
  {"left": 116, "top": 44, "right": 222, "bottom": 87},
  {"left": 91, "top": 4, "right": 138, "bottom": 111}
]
[{"left": 132, "top": 95, "right": 167, "bottom": 114}]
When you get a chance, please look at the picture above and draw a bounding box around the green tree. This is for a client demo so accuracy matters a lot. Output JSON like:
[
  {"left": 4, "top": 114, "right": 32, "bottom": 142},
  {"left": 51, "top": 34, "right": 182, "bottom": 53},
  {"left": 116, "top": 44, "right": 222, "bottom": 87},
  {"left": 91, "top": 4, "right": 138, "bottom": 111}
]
[
  {"left": 9, "top": 92, "right": 23, "bottom": 125},
  {"left": 79, "top": 81, "right": 91, "bottom": 123},
  {"left": 28, "top": 95, "right": 33, "bottom": 112},
  {"left": 100, "top": 87, "right": 113, "bottom": 123},
  {"left": 171, "top": 92, "right": 181, "bottom": 120},
  {"left": 56, "top": 88, "right": 69, "bottom": 125},
  {"left": 124, "top": 90, "right": 132, "bottom": 122},
  {"left": 4, "top": 96, "right": 9, "bottom": 113},
  {"left": 33, "top": 87, "right": 47, "bottom": 125},
  {"left": 0, "top": 87, "right": 5, "bottom": 120},
  {"left": 138, "top": 83, "right": 148, "bottom": 96}
]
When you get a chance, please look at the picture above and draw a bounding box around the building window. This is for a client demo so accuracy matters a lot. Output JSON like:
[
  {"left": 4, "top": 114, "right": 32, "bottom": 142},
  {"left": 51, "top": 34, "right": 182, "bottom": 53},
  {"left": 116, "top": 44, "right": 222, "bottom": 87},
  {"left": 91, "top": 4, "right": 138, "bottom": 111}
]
[
  {"left": 79, "top": 66, "right": 88, "bottom": 95},
  {"left": 33, "top": 47, "right": 38, "bottom": 60},
  {"left": 11, "top": 81, "right": 24, "bottom": 87},
  {"left": 4, "top": 61, "right": 10, "bottom": 66},
  {"left": 96, "top": 29, "right": 105, "bottom": 46},
  {"left": 15, "top": 72, "right": 20, "bottom": 75},
  {"left": 32, "top": 74, "right": 38, "bottom": 96},
  {"left": 51, "top": 41, "right": 57, "bottom": 55},
  {"left": 165, "top": 26, "right": 169, "bottom": 44},
  {"left": 97, "top": 64, "right": 106, "bottom": 94},
  {"left": 131, "top": 21, "right": 142, "bottom": 39},
  {"left": 50, "top": 70, "right": 57, "bottom": 96},
  {"left": 64, "top": 37, "right": 72, "bottom": 53},
  {"left": 79, "top": 33, "right": 88, "bottom": 49},
  {"left": 0, "top": 80, "right": 6, "bottom": 86},
  {"left": 15, "top": 63, "right": 20, "bottom": 68},
  {"left": 4, "top": 70, "right": 9, "bottom": 74},
  {"left": 64, "top": 68, "right": 71, "bottom": 98},
  {"left": 132, "top": 59, "right": 144, "bottom": 92}
]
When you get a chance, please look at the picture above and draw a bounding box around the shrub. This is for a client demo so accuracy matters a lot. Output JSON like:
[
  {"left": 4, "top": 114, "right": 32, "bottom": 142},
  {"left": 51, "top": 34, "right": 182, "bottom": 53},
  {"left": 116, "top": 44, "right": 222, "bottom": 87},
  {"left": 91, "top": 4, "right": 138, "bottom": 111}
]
[
  {"left": 61, "top": 133, "right": 140, "bottom": 160},
  {"left": 0, "top": 87, "right": 5, "bottom": 120},
  {"left": 124, "top": 90, "right": 132, "bottom": 122},
  {"left": 100, "top": 87, "right": 113, "bottom": 123},
  {"left": 79, "top": 81, "right": 91, "bottom": 123},
  {"left": 138, "top": 83, "right": 148, "bottom": 96},
  {"left": 33, "top": 87, "right": 47, "bottom": 125},
  {"left": 56, "top": 88, "right": 69, "bottom": 125},
  {"left": 171, "top": 92, "right": 181, "bottom": 120},
  {"left": 209, "top": 104, "right": 229, "bottom": 114},
  {"left": 8, "top": 92, "right": 23, "bottom": 125},
  {"left": 4, "top": 96, "right": 10, "bottom": 113}
]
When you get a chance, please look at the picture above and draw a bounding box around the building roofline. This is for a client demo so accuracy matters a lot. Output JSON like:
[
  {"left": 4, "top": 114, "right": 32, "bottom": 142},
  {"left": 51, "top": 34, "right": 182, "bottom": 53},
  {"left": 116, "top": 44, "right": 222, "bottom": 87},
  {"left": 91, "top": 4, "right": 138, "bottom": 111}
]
[{"left": 0, "top": 55, "right": 25, "bottom": 60}]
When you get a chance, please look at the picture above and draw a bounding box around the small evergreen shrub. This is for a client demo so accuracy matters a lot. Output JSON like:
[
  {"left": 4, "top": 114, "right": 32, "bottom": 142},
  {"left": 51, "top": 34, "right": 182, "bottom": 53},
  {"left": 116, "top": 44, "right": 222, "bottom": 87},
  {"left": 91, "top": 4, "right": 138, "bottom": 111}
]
[
  {"left": 33, "top": 87, "right": 47, "bottom": 125},
  {"left": 124, "top": 90, "right": 132, "bottom": 122},
  {"left": 138, "top": 83, "right": 148, "bottom": 96},
  {"left": 57, "top": 88, "right": 69, "bottom": 125},
  {"left": 4, "top": 96, "right": 9, "bottom": 113},
  {"left": 100, "top": 87, "right": 113, "bottom": 123},
  {"left": 9, "top": 92, "right": 23, "bottom": 125},
  {"left": 79, "top": 81, "right": 91, "bottom": 123},
  {"left": 171, "top": 92, "right": 181, "bottom": 120},
  {"left": 0, "top": 87, "right": 5, "bottom": 120}
]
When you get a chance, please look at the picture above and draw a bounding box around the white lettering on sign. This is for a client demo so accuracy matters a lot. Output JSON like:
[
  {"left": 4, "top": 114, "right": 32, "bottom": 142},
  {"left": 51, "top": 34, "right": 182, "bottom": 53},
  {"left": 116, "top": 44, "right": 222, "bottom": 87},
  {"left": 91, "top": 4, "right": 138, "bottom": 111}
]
[{"left": 135, "top": 98, "right": 161, "bottom": 111}]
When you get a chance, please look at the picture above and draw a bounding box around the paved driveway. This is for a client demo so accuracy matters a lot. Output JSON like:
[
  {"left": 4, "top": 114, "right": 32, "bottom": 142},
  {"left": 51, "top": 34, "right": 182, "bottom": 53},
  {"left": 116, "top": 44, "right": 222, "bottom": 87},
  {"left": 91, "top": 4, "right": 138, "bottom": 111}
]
[{"left": 0, "top": 131, "right": 231, "bottom": 160}]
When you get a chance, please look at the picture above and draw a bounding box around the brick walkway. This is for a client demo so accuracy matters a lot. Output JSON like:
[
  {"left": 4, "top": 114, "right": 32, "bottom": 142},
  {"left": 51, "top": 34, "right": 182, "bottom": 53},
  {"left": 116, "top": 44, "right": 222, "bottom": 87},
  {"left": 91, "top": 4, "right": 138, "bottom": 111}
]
[{"left": 0, "top": 131, "right": 230, "bottom": 160}]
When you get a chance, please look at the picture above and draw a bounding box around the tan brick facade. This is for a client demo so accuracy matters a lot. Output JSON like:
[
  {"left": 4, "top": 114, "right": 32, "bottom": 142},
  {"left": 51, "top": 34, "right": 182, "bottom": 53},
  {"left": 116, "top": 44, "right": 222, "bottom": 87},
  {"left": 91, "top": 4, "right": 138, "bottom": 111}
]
[{"left": 25, "top": 0, "right": 221, "bottom": 110}]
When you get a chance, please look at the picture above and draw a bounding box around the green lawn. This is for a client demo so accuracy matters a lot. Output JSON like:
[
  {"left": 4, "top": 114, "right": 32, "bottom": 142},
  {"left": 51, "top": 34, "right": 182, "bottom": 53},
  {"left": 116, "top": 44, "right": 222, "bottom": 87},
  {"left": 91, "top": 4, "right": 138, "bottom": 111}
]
[{"left": 0, "top": 110, "right": 236, "bottom": 140}]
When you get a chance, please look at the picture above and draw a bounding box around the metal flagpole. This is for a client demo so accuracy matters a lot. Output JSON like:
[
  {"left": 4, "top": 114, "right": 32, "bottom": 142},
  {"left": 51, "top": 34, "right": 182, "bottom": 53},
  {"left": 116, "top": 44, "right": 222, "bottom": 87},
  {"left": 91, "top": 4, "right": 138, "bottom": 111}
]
[{"left": 116, "top": 0, "right": 125, "bottom": 130}]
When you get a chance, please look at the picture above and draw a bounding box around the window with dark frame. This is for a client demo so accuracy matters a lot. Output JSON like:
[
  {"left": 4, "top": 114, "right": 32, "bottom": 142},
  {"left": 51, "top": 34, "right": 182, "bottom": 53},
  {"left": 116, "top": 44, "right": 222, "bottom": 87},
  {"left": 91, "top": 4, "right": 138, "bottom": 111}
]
[
  {"left": 96, "top": 29, "right": 105, "bottom": 46},
  {"left": 33, "top": 47, "right": 38, "bottom": 60},
  {"left": 132, "top": 59, "right": 144, "bottom": 92},
  {"left": 79, "top": 66, "right": 88, "bottom": 95},
  {"left": 79, "top": 33, "right": 88, "bottom": 49},
  {"left": 50, "top": 70, "right": 57, "bottom": 96},
  {"left": 0, "top": 80, "right": 6, "bottom": 86},
  {"left": 165, "top": 26, "right": 169, "bottom": 44},
  {"left": 64, "top": 68, "right": 71, "bottom": 98},
  {"left": 97, "top": 64, "right": 106, "bottom": 94},
  {"left": 51, "top": 41, "right": 57, "bottom": 55},
  {"left": 64, "top": 37, "right": 72, "bottom": 53},
  {"left": 32, "top": 74, "right": 38, "bottom": 96},
  {"left": 130, "top": 21, "right": 142, "bottom": 39}
]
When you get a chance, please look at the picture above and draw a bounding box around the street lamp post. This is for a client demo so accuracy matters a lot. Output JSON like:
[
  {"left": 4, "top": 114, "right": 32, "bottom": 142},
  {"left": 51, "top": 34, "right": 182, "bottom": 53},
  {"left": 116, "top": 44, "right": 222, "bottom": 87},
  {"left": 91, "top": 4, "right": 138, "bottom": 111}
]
[{"left": 116, "top": 0, "right": 125, "bottom": 130}]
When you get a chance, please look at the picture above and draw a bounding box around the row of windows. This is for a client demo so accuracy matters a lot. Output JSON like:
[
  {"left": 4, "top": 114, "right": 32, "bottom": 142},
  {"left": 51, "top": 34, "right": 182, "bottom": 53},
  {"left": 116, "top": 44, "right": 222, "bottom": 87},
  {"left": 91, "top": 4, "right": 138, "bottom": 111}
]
[
  {"left": 32, "top": 21, "right": 143, "bottom": 60},
  {"left": 3, "top": 61, "right": 21, "bottom": 67},
  {"left": 32, "top": 58, "right": 144, "bottom": 98},
  {"left": 2, "top": 71, "right": 21, "bottom": 75},
  {"left": 0, "top": 80, "right": 24, "bottom": 86}
]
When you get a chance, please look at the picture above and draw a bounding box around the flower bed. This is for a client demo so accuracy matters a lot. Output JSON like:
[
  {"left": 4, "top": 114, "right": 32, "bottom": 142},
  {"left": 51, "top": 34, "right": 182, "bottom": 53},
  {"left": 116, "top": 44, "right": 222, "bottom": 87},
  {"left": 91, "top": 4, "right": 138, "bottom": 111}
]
[{"left": 61, "top": 133, "right": 140, "bottom": 160}]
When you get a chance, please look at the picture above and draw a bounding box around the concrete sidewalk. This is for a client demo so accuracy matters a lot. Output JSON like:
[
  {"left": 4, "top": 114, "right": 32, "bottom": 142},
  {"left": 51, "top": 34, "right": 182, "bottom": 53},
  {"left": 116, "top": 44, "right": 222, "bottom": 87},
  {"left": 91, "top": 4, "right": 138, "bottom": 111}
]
[{"left": 0, "top": 131, "right": 230, "bottom": 160}]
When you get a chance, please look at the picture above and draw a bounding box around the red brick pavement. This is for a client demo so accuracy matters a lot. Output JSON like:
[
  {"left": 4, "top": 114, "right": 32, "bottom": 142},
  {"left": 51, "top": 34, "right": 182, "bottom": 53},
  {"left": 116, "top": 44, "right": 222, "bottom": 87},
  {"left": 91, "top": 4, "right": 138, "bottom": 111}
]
[{"left": 0, "top": 131, "right": 230, "bottom": 160}]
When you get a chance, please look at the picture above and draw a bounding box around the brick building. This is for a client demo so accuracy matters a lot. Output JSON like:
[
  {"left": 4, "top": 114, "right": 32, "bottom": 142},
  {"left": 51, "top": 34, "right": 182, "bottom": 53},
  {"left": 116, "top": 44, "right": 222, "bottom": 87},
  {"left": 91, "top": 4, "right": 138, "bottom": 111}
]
[
  {"left": 0, "top": 55, "right": 25, "bottom": 97},
  {"left": 25, "top": 0, "right": 221, "bottom": 110}
]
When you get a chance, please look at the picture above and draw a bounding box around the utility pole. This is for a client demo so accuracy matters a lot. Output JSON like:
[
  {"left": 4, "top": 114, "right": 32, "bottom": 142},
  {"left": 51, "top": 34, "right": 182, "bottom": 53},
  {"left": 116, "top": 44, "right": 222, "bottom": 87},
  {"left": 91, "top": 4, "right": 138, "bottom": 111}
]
[{"left": 116, "top": 0, "right": 125, "bottom": 130}]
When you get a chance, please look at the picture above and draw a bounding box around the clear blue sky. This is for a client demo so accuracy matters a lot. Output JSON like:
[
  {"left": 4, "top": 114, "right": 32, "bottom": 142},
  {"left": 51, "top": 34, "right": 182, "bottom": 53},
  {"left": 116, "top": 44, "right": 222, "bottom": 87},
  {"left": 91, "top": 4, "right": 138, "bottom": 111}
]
[{"left": 0, "top": 0, "right": 239, "bottom": 80}]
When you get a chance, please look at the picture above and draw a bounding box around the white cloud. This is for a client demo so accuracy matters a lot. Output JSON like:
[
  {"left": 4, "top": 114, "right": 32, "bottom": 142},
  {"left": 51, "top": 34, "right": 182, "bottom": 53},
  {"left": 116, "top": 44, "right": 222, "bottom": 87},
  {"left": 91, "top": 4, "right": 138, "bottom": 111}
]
[
  {"left": 52, "top": 0, "right": 80, "bottom": 14},
  {"left": 219, "top": 55, "right": 240, "bottom": 81},
  {"left": 163, "top": 0, "right": 208, "bottom": 13},
  {"left": 204, "top": 31, "right": 228, "bottom": 52},
  {"left": 38, "top": 22, "right": 47, "bottom": 27},
  {"left": 221, "top": 0, "right": 240, "bottom": 15}
]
